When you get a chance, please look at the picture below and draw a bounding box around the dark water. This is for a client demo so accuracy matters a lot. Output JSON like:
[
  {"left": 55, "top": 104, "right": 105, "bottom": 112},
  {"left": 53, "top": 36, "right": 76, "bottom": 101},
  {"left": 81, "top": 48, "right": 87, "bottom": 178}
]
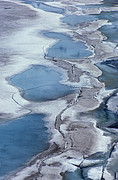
[
  {"left": 0, "top": 114, "right": 49, "bottom": 177},
  {"left": 103, "top": 0, "right": 118, "bottom": 6},
  {"left": 100, "top": 22, "right": 118, "bottom": 43},
  {"left": 96, "top": 60, "right": 118, "bottom": 127},
  {"left": 21, "top": 0, "right": 64, "bottom": 14},
  {"left": 102, "top": 59, "right": 118, "bottom": 70},
  {"left": 98, "top": 11, "right": 118, "bottom": 42},
  {"left": 11, "top": 65, "right": 76, "bottom": 102},
  {"left": 44, "top": 32, "right": 92, "bottom": 59},
  {"left": 97, "top": 60, "right": 118, "bottom": 90},
  {"left": 98, "top": 11, "right": 118, "bottom": 22},
  {"left": 90, "top": 100, "right": 118, "bottom": 129},
  {"left": 61, "top": 14, "right": 98, "bottom": 26},
  {"left": 82, "top": 59, "right": 118, "bottom": 130},
  {"left": 62, "top": 169, "right": 84, "bottom": 180}
]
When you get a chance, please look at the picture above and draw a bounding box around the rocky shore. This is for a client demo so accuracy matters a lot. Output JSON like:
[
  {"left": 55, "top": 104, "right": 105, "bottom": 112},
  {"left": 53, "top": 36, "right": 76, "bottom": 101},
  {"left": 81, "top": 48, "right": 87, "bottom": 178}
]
[{"left": 0, "top": 0, "right": 118, "bottom": 180}]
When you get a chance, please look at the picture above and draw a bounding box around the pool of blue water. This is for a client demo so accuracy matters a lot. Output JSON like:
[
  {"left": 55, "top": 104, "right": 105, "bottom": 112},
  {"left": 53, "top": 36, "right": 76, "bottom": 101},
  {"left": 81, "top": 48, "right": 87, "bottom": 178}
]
[
  {"left": 0, "top": 113, "right": 49, "bottom": 177},
  {"left": 61, "top": 14, "right": 98, "bottom": 26},
  {"left": 44, "top": 32, "right": 92, "bottom": 59},
  {"left": 21, "top": 0, "right": 64, "bottom": 14},
  {"left": 11, "top": 65, "right": 76, "bottom": 102}
]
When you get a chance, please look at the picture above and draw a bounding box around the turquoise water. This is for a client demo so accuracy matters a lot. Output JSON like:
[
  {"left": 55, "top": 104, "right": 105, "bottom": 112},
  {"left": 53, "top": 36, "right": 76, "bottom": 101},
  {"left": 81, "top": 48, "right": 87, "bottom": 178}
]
[
  {"left": 61, "top": 15, "right": 98, "bottom": 26},
  {"left": 11, "top": 65, "right": 76, "bottom": 102},
  {"left": 22, "top": 0, "right": 64, "bottom": 14},
  {"left": 44, "top": 32, "right": 92, "bottom": 59},
  {"left": 0, "top": 113, "right": 49, "bottom": 177}
]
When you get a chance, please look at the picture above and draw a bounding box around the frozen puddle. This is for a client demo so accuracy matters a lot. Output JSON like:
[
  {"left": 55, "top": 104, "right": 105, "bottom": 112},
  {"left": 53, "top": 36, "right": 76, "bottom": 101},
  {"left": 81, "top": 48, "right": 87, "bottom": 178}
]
[
  {"left": 0, "top": 114, "right": 49, "bottom": 178},
  {"left": 11, "top": 65, "right": 76, "bottom": 102},
  {"left": 44, "top": 31, "right": 92, "bottom": 59}
]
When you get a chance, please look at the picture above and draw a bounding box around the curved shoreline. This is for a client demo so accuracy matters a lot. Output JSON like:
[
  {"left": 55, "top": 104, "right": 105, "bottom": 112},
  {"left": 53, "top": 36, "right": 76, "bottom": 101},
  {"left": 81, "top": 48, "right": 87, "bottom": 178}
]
[{"left": 0, "top": 0, "right": 118, "bottom": 179}]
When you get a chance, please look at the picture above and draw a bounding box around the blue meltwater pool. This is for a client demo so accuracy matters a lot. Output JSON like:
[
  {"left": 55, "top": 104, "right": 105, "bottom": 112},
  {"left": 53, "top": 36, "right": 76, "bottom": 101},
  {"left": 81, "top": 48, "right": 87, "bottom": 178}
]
[
  {"left": 0, "top": 113, "right": 49, "bottom": 177},
  {"left": 11, "top": 65, "right": 77, "bottom": 102}
]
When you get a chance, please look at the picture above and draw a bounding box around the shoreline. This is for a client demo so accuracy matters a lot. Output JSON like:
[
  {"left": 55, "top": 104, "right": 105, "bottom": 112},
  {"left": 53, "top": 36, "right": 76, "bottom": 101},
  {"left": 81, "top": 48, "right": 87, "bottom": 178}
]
[{"left": 0, "top": 0, "right": 118, "bottom": 180}]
